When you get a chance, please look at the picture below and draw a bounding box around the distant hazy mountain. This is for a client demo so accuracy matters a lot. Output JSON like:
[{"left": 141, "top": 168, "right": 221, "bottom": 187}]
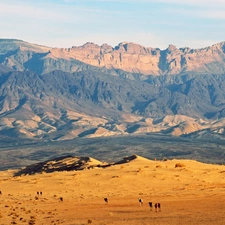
[{"left": 1, "top": 39, "right": 225, "bottom": 140}]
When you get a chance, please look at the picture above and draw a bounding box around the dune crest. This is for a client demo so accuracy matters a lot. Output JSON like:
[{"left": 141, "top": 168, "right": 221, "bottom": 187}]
[
  {"left": 114, "top": 154, "right": 150, "bottom": 164},
  {"left": 14, "top": 155, "right": 104, "bottom": 176},
  {"left": 14, "top": 155, "right": 153, "bottom": 176}
]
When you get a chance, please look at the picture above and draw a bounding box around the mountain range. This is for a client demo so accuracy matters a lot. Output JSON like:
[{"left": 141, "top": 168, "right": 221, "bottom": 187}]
[{"left": 1, "top": 38, "right": 225, "bottom": 141}]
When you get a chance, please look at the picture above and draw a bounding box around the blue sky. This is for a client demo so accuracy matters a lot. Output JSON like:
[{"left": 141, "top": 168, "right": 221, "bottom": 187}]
[{"left": 1, "top": 0, "right": 225, "bottom": 49}]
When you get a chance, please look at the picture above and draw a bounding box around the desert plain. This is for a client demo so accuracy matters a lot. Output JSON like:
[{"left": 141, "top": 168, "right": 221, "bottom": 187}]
[{"left": 0, "top": 155, "right": 225, "bottom": 225}]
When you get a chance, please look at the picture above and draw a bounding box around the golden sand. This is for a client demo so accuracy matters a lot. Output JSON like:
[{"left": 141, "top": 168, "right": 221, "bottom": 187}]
[{"left": 0, "top": 156, "right": 225, "bottom": 225}]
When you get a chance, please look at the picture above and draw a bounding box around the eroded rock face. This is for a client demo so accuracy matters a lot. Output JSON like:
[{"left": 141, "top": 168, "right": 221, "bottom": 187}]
[
  {"left": 1, "top": 39, "right": 225, "bottom": 75},
  {"left": 50, "top": 42, "right": 161, "bottom": 75},
  {"left": 48, "top": 41, "right": 225, "bottom": 75}
]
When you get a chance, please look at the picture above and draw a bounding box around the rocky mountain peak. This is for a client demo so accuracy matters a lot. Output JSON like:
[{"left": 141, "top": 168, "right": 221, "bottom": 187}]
[
  {"left": 114, "top": 42, "right": 150, "bottom": 54},
  {"left": 100, "top": 43, "right": 113, "bottom": 54},
  {"left": 166, "top": 44, "right": 178, "bottom": 53},
  {"left": 81, "top": 42, "right": 100, "bottom": 49}
]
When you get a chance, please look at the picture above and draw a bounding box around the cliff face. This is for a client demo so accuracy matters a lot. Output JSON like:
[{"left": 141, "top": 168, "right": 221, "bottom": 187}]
[
  {"left": 42, "top": 41, "right": 225, "bottom": 75},
  {"left": 1, "top": 39, "right": 225, "bottom": 75}
]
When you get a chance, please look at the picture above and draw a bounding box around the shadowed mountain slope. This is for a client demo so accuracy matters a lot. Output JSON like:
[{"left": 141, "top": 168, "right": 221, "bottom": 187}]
[{"left": 1, "top": 68, "right": 225, "bottom": 139}]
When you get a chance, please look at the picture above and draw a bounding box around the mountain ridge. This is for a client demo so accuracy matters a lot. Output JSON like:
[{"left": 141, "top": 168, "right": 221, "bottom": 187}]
[
  {"left": 1, "top": 39, "right": 225, "bottom": 140},
  {"left": 1, "top": 39, "right": 225, "bottom": 76}
]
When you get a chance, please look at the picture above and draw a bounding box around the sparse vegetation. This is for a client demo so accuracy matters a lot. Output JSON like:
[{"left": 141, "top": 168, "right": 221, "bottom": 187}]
[
  {"left": 1, "top": 153, "right": 225, "bottom": 225},
  {"left": 175, "top": 163, "right": 186, "bottom": 168},
  {"left": 87, "top": 219, "right": 92, "bottom": 224}
]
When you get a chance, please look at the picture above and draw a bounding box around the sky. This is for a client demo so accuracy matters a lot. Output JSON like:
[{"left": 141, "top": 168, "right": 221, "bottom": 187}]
[{"left": 1, "top": 0, "right": 225, "bottom": 49}]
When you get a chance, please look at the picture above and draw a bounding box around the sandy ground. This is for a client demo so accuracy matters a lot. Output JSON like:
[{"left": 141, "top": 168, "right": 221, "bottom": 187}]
[{"left": 0, "top": 156, "right": 225, "bottom": 225}]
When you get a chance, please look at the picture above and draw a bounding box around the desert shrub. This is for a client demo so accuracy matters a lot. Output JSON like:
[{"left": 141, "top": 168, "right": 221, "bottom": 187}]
[
  {"left": 175, "top": 163, "right": 185, "bottom": 168},
  {"left": 28, "top": 219, "right": 35, "bottom": 225}
]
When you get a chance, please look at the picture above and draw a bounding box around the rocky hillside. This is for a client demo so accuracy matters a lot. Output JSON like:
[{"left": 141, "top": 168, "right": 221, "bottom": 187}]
[
  {"left": 1, "top": 66, "right": 225, "bottom": 140},
  {"left": 1, "top": 39, "right": 225, "bottom": 76},
  {"left": 1, "top": 39, "right": 225, "bottom": 140}
]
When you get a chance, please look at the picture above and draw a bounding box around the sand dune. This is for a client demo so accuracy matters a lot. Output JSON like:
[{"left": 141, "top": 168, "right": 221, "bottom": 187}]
[{"left": 0, "top": 155, "right": 225, "bottom": 224}]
